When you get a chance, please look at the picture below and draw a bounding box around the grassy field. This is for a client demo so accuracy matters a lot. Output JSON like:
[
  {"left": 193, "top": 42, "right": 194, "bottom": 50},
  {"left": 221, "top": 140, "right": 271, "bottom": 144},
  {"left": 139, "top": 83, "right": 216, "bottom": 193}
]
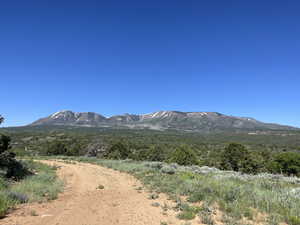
[
  {"left": 0, "top": 160, "right": 63, "bottom": 218},
  {"left": 45, "top": 156, "right": 300, "bottom": 225}
]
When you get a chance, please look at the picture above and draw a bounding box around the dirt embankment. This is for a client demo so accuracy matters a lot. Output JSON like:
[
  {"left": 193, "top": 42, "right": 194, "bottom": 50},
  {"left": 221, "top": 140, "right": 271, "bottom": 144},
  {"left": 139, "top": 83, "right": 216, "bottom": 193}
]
[{"left": 1, "top": 160, "right": 199, "bottom": 225}]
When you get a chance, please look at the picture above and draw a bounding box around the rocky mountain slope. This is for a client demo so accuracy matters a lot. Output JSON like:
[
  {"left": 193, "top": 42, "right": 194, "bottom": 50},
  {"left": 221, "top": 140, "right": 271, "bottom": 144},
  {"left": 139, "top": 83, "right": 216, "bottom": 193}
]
[{"left": 29, "top": 110, "right": 299, "bottom": 132}]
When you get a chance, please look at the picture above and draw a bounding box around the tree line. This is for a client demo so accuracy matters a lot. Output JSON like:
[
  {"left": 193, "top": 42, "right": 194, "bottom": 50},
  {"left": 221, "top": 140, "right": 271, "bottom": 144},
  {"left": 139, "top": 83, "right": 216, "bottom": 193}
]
[{"left": 42, "top": 138, "right": 300, "bottom": 176}]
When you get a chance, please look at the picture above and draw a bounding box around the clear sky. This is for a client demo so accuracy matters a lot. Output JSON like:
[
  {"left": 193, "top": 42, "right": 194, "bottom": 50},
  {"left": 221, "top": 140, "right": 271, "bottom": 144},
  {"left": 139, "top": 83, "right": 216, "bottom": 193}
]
[{"left": 0, "top": 0, "right": 299, "bottom": 127}]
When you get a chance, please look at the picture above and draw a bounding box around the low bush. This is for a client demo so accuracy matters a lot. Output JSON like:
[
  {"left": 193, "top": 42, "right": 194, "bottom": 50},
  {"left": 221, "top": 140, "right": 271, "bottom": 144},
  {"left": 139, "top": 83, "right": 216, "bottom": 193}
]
[
  {"left": 161, "top": 165, "right": 176, "bottom": 174},
  {"left": 146, "top": 145, "right": 166, "bottom": 162},
  {"left": 106, "top": 142, "right": 131, "bottom": 160},
  {"left": 269, "top": 152, "right": 300, "bottom": 176},
  {"left": 0, "top": 192, "right": 14, "bottom": 218},
  {"left": 0, "top": 160, "right": 63, "bottom": 217},
  {"left": 177, "top": 204, "right": 202, "bottom": 220},
  {"left": 7, "top": 191, "right": 29, "bottom": 203}
]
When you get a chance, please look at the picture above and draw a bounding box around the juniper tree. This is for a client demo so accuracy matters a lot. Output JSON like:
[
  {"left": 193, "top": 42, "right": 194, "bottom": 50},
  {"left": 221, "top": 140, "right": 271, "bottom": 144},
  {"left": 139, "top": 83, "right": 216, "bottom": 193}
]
[
  {"left": 0, "top": 115, "right": 11, "bottom": 154},
  {"left": 168, "top": 145, "right": 199, "bottom": 166},
  {"left": 220, "top": 143, "right": 263, "bottom": 174},
  {"left": 0, "top": 115, "right": 29, "bottom": 179}
]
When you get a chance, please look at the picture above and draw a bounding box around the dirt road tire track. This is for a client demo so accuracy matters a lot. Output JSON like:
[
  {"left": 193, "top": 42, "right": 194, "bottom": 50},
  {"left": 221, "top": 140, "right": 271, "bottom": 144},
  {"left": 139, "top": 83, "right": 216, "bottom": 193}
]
[{"left": 1, "top": 160, "right": 192, "bottom": 225}]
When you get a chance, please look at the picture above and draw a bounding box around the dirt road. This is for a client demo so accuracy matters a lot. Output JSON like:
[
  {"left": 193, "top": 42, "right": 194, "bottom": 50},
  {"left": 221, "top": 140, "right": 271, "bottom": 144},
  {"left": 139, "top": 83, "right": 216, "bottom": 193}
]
[{"left": 1, "top": 160, "right": 192, "bottom": 225}]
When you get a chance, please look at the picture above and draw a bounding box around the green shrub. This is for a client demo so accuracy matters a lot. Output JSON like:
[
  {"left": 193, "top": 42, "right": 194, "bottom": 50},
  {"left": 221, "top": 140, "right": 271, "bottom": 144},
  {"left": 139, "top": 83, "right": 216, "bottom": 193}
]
[
  {"left": 0, "top": 192, "right": 14, "bottom": 218},
  {"left": 269, "top": 152, "right": 300, "bottom": 176},
  {"left": 46, "top": 141, "right": 68, "bottom": 155},
  {"left": 0, "top": 177, "right": 7, "bottom": 189},
  {"left": 177, "top": 204, "right": 201, "bottom": 220},
  {"left": 106, "top": 142, "right": 131, "bottom": 160},
  {"left": 187, "top": 191, "right": 206, "bottom": 202},
  {"left": 288, "top": 216, "right": 300, "bottom": 225},
  {"left": 168, "top": 145, "right": 198, "bottom": 166},
  {"left": 146, "top": 145, "right": 166, "bottom": 162}
]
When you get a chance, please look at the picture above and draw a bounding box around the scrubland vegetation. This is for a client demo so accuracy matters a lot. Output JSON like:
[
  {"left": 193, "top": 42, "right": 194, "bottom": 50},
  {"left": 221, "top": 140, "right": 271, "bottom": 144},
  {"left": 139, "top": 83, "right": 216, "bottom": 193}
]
[
  {"left": 0, "top": 159, "right": 63, "bottom": 218},
  {"left": 0, "top": 116, "right": 63, "bottom": 217},
  {"left": 47, "top": 156, "right": 300, "bottom": 225},
  {"left": 1, "top": 116, "right": 300, "bottom": 224}
]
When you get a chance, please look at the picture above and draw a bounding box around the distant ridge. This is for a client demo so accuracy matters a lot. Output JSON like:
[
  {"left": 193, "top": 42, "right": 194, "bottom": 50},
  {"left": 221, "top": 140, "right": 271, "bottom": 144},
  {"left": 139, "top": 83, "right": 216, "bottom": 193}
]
[{"left": 29, "top": 110, "right": 299, "bottom": 133}]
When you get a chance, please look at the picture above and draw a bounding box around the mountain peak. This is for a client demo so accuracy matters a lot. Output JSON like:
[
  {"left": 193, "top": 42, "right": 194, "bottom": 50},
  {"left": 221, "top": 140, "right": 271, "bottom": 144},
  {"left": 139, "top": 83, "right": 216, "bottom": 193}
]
[
  {"left": 50, "top": 110, "right": 74, "bottom": 118},
  {"left": 30, "top": 110, "right": 299, "bottom": 132}
]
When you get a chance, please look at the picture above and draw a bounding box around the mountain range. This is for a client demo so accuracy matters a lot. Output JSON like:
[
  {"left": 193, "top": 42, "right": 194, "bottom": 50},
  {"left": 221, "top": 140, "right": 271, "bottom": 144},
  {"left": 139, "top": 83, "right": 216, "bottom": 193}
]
[{"left": 29, "top": 110, "right": 299, "bottom": 133}]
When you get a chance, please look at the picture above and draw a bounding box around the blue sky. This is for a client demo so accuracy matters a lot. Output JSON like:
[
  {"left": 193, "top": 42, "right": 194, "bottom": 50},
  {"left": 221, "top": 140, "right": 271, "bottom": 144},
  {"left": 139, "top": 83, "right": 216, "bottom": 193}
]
[{"left": 0, "top": 0, "right": 299, "bottom": 127}]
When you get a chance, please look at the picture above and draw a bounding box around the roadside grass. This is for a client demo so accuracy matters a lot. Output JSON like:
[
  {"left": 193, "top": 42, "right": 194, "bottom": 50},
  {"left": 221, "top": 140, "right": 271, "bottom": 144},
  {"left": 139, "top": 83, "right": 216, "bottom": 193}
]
[
  {"left": 0, "top": 160, "right": 63, "bottom": 218},
  {"left": 37, "top": 156, "right": 300, "bottom": 225}
]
